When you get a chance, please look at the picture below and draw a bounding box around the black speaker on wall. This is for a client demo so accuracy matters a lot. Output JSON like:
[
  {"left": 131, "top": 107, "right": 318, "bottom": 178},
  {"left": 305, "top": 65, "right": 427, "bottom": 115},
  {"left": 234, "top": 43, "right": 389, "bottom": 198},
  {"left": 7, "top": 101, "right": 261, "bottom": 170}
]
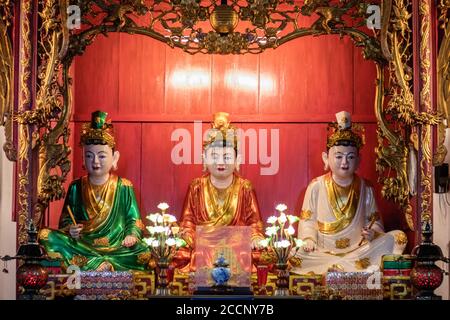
[{"left": 434, "top": 163, "right": 449, "bottom": 193}]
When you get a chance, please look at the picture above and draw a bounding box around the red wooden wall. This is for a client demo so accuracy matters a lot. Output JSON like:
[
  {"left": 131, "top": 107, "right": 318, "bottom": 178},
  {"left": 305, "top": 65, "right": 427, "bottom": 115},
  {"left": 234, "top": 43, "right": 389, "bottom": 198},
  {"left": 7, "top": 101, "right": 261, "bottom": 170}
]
[{"left": 48, "top": 32, "right": 403, "bottom": 235}]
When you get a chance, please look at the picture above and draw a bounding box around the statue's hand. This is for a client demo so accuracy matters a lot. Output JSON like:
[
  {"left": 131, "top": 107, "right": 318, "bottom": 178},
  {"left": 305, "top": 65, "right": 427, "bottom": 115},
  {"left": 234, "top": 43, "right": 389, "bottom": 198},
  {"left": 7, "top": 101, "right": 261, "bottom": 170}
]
[
  {"left": 69, "top": 224, "right": 83, "bottom": 239},
  {"left": 361, "top": 227, "right": 375, "bottom": 242},
  {"left": 122, "top": 235, "right": 138, "bottom": 247},
  {"left": 302, "top": 239, "right": 316, "bottom": 253}
]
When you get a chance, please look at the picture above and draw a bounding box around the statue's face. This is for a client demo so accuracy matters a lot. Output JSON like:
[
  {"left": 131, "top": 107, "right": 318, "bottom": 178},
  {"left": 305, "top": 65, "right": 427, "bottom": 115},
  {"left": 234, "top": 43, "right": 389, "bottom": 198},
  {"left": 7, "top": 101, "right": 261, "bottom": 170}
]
[
  {"left": 204, "top": 146, "right": 236, "bottom": 179},
  {"left": 83, "top": 144, "right": 118, "bottom": 179},
  {"left": 325, "top": 145, "right": 359, "bottom": 180}
]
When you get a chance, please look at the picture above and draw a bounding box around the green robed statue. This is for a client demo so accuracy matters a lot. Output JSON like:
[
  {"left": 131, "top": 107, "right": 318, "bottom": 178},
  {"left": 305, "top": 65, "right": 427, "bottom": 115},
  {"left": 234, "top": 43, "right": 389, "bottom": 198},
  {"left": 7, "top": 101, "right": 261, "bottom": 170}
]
[{"left": 39, "top": 111, "right": 150, "bottom": 271}]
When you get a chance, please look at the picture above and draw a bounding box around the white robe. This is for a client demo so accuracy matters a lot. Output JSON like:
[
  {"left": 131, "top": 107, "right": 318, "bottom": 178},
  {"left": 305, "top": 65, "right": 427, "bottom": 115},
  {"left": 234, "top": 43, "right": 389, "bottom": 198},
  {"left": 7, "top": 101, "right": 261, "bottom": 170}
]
[{"left": 291, "top": 174, "right": 406, "bottom": 274}]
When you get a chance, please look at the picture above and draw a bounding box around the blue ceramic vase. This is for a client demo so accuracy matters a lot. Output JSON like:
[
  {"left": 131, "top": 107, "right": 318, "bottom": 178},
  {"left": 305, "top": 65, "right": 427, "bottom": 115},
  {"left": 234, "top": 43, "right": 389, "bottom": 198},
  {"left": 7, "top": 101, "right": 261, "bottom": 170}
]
[{"left": 211, "top": 253, "right": 231, "bottom": 286}]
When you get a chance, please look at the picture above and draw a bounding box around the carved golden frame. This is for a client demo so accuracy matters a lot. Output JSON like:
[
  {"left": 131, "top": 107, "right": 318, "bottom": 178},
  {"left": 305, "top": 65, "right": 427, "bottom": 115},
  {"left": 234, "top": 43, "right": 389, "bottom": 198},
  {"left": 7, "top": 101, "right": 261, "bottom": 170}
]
[{"left": 0, "top": 0, "right": 444, "bottom": 244}]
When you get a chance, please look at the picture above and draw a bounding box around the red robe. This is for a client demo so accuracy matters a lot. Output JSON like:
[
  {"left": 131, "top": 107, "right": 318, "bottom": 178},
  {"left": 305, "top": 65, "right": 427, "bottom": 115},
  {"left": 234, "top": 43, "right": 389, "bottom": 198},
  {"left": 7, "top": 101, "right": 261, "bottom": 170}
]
[{"left": 174, "top": 173, "right": 264, "bottom": 272}]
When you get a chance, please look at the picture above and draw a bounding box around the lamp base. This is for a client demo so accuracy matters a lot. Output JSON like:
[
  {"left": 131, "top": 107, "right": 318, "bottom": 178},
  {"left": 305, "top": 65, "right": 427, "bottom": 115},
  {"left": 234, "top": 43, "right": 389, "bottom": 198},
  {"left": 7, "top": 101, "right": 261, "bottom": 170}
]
[
  {"left": 415, "top": 291, "right": 442, "bottom": 300},
  {"left": 18, "top": 291, "right": 47, "bottom": 300},
  {"left": 155, "top": 287, "right": 171, "bottom": 296},
  {"left": 194, "top": 286, "right": 253, "bottom": 295}
]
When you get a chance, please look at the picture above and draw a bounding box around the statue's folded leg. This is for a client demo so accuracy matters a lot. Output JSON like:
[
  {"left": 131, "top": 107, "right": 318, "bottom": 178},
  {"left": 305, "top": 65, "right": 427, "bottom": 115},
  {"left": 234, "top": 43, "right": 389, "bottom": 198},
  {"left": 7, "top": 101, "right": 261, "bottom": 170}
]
[
  {"left": 39, "top": 229, "right": 149, "bottom": 271},
  {"left": 291, "top": 231, "right": 407, "bottom": 274},
  {"left": 333, "top": 231, "right": 405, "bottom": 272},
  {"left": 291, "top": 250, "right": 344, "bottom": 274},
  {"left": 40, "top": 229, "right": 102, "bottom": 270}
]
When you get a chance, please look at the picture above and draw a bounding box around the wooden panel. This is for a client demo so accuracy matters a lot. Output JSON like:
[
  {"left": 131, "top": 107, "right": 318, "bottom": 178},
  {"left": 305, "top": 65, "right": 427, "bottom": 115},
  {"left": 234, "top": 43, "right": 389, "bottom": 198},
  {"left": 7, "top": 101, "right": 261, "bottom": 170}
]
[
  {"left": 118, "top": 34, "right": 165, "bottom": 116},
  {"left": 74, "top": 33, "right": 119, "bottom": 116},
  {"left": 140, "top": 123, "right": 203, "bottom": 219},
  {"left": 112, "top": 123, "right": 143, "bottom": 206},
  {"left": 211, "top": 54, "right": 259, "bottom": 115},
  {"left": 353, "top": 46, "right": 377, "bottom": 118},
  {"left": 258, "top": 48, "right": 281, "bottom": 114},
  {"left": 240, "top": 123, "right": 309, "bottom": 222},
  {"left": 72, "top": 113, "right": 378, "bottom": 123},
  {"left": 275, "top": 35, "right": 354, "bottom": 117},
  {"left": 165, "top": 48, "right": 212, "bottom": 115}
]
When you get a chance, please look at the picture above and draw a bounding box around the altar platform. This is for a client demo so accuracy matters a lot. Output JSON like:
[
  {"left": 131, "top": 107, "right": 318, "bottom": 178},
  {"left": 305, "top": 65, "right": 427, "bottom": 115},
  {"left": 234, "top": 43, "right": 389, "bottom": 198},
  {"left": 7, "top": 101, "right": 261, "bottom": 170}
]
[{"left": 38, "top": 270, "right": 412, "bottom": 300}]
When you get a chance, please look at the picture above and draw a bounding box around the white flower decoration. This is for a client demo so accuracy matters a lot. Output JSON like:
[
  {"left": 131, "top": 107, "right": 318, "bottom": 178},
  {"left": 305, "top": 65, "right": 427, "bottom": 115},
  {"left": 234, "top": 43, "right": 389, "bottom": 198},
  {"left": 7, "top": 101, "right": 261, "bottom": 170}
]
[
  {"left": 143, "top": 237, "right": 155, "bottom": 246},
  {"left": 163, "top": 214, "right": 177, "bottom": 223},
  {"left": 285, "top": 225, "right": 295, "bottom": 236},
  {"left": 153, "top": 226, "right": 165, "bottom": 233},
  {"left": 267, "top": 216, "right": 277, "bottom": 224},
  {"left": 157, "top": 202, "right": 170, "bottom": 211},
  {"left": 276, "top": 203, "right": 287, "bottom": 212},
  {"left": 151, "top": 240, "right": 160, "bottom": 247},
  {"left": 287, "top": 215, "right": 299, "bottom": 224},
  {"left": 265, "top": 226, "right": 279, "bottom": 237},
  {"left": 294, "top": 239, "right": 305, "bottom": 248},
  {"left": 274, "top": 240, "right": 291, "bottom": 248},
  {"left": 146, "top": 213, "right": 160, "bottom": 223},
  {"left": 165, "top": 238, "right": 176, "bottom": 246},
  {"left": 277, "top": 213, "right": 287, "bottom": 224}
]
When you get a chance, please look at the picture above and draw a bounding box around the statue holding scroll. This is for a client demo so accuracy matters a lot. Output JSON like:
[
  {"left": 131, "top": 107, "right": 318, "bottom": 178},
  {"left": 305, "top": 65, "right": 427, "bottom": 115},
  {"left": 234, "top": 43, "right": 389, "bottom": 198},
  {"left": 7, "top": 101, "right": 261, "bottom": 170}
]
[
  {"left": 291, "top": 111, "right": 407, "bottom": 274},
  {"left": 39, "top": 111, "right": 149, "bottom": 271}
]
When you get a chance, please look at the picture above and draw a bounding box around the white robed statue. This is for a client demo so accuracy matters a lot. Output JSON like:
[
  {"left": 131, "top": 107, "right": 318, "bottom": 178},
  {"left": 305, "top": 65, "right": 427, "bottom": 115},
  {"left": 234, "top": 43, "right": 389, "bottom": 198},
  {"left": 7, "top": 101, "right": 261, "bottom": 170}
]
[{"left": 291, "top": 111, "right": 407, "bottom": 274}]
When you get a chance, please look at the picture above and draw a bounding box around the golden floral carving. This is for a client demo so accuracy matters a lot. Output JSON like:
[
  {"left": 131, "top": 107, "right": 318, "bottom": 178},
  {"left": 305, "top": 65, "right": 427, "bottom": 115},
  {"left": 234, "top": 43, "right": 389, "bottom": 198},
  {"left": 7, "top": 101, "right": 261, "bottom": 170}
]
[
  {"left": 0, "top": 0, "right": 16, "bottom": 161},
  {"left": 17, "top": 0, "right": 32, "bottom": 246},
  {"left": 376, "top": 0, "right": 441, "bottom": 230},
  {"left": 435, "top": 1, "right": 450, "bottom": 165}
]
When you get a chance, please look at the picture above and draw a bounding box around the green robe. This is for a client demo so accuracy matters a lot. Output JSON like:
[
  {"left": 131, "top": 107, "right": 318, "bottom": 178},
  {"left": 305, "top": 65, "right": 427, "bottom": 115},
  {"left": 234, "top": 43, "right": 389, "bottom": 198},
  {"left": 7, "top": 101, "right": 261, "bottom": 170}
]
[{"left": 39, "top": 175, "right": 150, "bottom": 271}]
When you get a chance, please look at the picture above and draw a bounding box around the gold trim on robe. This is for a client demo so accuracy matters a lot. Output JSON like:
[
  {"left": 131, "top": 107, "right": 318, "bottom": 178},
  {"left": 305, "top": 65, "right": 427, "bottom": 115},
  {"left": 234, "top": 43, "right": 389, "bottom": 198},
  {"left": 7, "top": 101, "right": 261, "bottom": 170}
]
[
  {"left": 175, "top": 173, "right": 265, "bottom": 270},
  {"left": 203, "top": 175, "right": 240, "bottom": 226},
  {"left": 81, "top": 175, "right": 118, "bottom": 233},
  {"left": 318, "top": 174, "right": 360, "bottom": 234},
  {"left": 300, "top": 209, "right": 313, "bottom": 220}
]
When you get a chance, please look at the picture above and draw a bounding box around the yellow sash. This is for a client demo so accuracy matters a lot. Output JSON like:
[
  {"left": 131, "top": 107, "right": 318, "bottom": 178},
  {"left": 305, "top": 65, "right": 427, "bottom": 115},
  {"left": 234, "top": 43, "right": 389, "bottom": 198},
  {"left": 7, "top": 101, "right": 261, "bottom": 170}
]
[
  {"left": 318, "top": 174, "right": 360, "bottom": 234},
  {"left": 203, "top": 176, "right": 240, "bottom": 226},
  {"left": 81, "top": 174, "right": 118, "bottom": 233}
]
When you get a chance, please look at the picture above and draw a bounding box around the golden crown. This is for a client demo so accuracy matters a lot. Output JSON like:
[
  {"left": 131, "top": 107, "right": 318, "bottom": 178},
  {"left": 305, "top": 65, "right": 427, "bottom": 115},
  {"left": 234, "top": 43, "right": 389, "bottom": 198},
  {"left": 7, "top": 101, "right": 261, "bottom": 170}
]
[
  {"left": 80, "top": 110, "right": 116, "bottom": 149},
  {"left": 326, "top": 111, "right": 365, "bottom": 150},
  {"left": 203, "top": 112, "right": 238, "bottom": 151}
]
